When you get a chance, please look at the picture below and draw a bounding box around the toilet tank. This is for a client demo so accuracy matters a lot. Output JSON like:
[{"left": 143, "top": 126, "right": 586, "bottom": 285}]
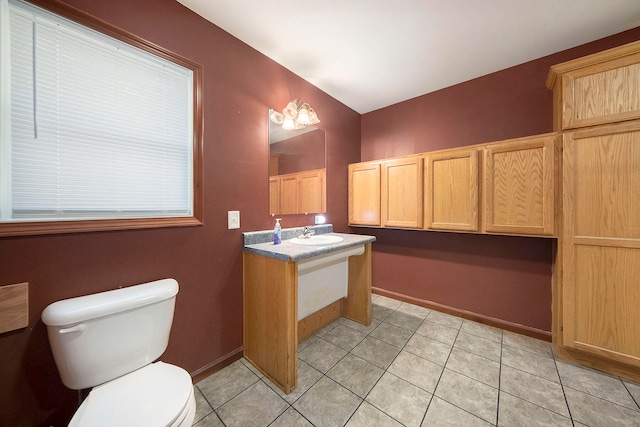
[{"left": 41, "top": 278, "right": 179, "bottom": 390}]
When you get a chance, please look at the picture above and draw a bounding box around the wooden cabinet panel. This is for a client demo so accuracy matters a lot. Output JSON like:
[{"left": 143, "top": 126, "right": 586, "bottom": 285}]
[
  {"left": 381, "top": 156, "right": 423, "bottom": 228},
  {"left": 483, "top": 134, "right": 556, "bottom": 236},
  {"left": 271, "top": 168, "right": 325, "bottom": 215},
  {"left": 279, "top": 174, "right": 298, "bottom": 215},
  {"left": 425, "top": 149, "right": 479, "bottom": 232},
  {"left": 563, "top": 121, "right": 640, "bottom": 368},
  {"left": 547, "top": 41, "right": 640, "bottom": 129},
  {"left": 269, "top": 176, "right": 280, "bottom": 215},
  {"left": 298, "top": 169, "right": 325, "bottom": 214},
  {"left": 349, "top": 162, "right": 381, "bottom": 226}
]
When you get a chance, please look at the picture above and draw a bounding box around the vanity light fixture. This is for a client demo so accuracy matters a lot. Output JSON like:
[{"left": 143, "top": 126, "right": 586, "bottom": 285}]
[{"left": 270, "top": 99, "right": 320, "bottom": 130}]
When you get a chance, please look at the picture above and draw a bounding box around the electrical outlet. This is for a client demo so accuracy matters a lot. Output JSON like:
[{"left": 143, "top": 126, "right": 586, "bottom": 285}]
[{"left": 228, "top": 210, "right": 240, "bottom": 229}]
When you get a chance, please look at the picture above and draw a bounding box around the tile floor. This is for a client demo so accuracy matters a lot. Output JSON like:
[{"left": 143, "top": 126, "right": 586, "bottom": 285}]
[{"left": 191, "top": 295, "right": 640, "bottom": 426}]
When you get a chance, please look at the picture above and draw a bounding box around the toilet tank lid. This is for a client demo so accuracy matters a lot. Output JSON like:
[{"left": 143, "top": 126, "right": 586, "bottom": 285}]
[{"left": 42, "top": 278, "right": 179, "bottom": 327}]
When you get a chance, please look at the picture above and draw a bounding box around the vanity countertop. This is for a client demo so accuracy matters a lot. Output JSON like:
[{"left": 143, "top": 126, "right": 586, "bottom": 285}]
[{"left": 243, "top": 232, "right": 375, "bottom": 262}]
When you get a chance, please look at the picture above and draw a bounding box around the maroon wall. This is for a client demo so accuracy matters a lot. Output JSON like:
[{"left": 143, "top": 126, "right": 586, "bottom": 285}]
[
  {"left": 360, "top": 28, "right": 640, "bottom": 334},
  {"left": 0, "top": 1, "right": 360, "bottom": 426}
]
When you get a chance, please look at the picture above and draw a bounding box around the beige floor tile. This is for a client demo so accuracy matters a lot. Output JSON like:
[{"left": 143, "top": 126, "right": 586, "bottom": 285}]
[
  {"left": 270, "top": 407, "right": 314, "bottom": 427},
  {"left": 192, "top": 412, "right": 225, "bottom": 427},
  {"left": 346, "top": 401, "right": 404, "bottom": 426},
  {"left": 454, "top": 331, "right": 501, "bottom": 362},
  {"left": 396, "top": 302, "right": 431, "bottom": 318},
  {"left": 425, "top": 310, "right": 463, "bottom": 330},
  {"left": 557, "top": 361, "right": 638, "bottom": 411},
  {"left": 460, "top": 320, "right": 503, "bottom": 343},
  {"left": 435, "top": 368, "right": 498, "bottom": 425},
  {"left": 341, "top": 317, "right": 381, "bottom": 334},
  {"left": 267, "top": 360, "right": 323, "bottom": 404},
  {"left": 193, "top": 386, "right": 213, "bottom": 424},
  {"left": 500, "top": 366, "right": 569, "bottom": 417},
  {"left": 502, "top": 331, "right": 553, "bottom": 358},
  {"left": 216, "top": 381, "right": 289, "bottom": 427},
  {"left": 327, "top": 353, "right": 384, "bottom": 398},
  {"left": 404, "top": 333, "right": 452, "bottom": 366},
  {"left": 351, "top": 336, "right": 401, "bottom": 369},
  {"left": 322, "top": 324, "right": 367, "bottom": 351},
  {"left": 498, "top": 392, "right": 572, "bottom": 427},
  {"left": 375, "top": 295, "right": 403, "bottom": 310},
  {"left": 388, "top": 350, "right": 443, "bottom": 393},
  {"left": 366, "top": 372, "right": 431, "bottom": 427},
  {"left": 370, "top": 321, "right": 413, "bottom": 348},
  {"left": 372, "top": 303, "right": 394, "bottom": 320},
  {"left": 415, "top": 320, "right": 459, "bottom": 346},
  {"left": 293, "top": 377, "right": 362, "bottom": 427},
  {"left": 501, "top": 345, "right": 559, "bottom": 383},
  {"left": 298, "top": 338, "right": 347, "bottom": 373},
  {"left": 422, "top": 396, "right": 492, "bottom": 427},
  {"left": 446, "top": 347, "right": 500, "bottom": 388},
  {"left": 384, "top": 310, "right": 424, "bottom": 332},
  {"left": 564, "top": 386, "right": 640, "bottom": 427},
  {"left": 196, "top": 360, "right": 260, "bottom": 408}
]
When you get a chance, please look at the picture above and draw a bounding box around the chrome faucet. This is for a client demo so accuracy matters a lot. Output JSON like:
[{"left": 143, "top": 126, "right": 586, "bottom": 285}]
[{"left": 300, "top": 226, "right": 315, "bottom": 238}]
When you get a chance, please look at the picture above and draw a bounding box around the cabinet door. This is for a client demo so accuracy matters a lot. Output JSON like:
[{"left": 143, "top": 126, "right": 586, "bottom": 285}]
[
  {"left": 279, "top": 174, "right": 298, "bottom": 215},
  {"left": 562, "top": 121, "right": 640, "bottom": 368},
  {"left": 349, "top": 162, "right": 381, "bottom": 226},
  {"left": 425, "top": 149, "right": 479, "bottom": 232},
  {"left": 298, "top": 169, "right": 325, "bottom": 214},
  {"left": 560, "top": 51, "right": 640, "bottom": 129},
  {"left": 483, "top": 134, "right": 556, "bottom": 236},
  {"left": 381, "top": 156, "right": 423, "bottom": 228},
  {"left": 269, "top": 176, "right": 280, "bottom": 215}
]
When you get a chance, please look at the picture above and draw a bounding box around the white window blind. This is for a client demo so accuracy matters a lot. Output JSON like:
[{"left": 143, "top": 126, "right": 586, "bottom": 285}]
[{"left": 2, "top": 0, "right": 194, "bottom": 222}]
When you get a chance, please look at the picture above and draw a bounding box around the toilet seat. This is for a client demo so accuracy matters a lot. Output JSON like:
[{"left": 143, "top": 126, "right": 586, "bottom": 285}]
[{"left": 69, "top": 361, "right": 195, "bottom": 427}]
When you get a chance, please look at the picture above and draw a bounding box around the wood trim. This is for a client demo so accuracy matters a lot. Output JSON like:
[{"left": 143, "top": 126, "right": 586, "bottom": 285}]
[
  {"left": 190, "top": 347, "right": 243, "bottom": 384},
  {"left": 341, "top": 243, "right": 372, "bottom": 325},
  {"left": 556, "top": 346, "right": 640, "bottom": 384},
  {"left": 298, "top": 300, "right": 341, "bottom": 342},
  {"left": 0, "top": 283, "right": 28, "bottom": 334},
  {"left": 372, "top": 286, "right": 552, "bottom": 342},
  {"left": 243, "top": 253, "right": 297, "bottom": 394},
  {"left": 546, "top": 39, "right": 640, "bottom": 89},
  {"left": 1, "top": 0, "right": 204, "bottom": 238}
]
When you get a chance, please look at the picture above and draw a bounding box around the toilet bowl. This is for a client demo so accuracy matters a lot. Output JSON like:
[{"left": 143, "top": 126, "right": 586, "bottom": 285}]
[
  {"left": 42, "top": 279, "right": 196, "bottom": 427},
  {"left": 69, "top": 362, "right": 196, "bottom": 427}
]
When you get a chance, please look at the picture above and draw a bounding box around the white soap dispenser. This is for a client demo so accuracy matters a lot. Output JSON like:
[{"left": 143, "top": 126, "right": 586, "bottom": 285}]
[{"left": 273, "top": 218, "right": 282, "bottom": 245}]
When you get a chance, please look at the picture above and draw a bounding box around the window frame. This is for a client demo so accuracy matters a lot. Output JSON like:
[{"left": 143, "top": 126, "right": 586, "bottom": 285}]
[{"left": 0, "top": 0, "right": 204, "bottom": 237}]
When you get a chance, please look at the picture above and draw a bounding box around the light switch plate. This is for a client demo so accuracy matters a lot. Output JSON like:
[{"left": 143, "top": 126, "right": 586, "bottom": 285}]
[{"left": 228, "top": 210, "right": 240, "bottom": 229}]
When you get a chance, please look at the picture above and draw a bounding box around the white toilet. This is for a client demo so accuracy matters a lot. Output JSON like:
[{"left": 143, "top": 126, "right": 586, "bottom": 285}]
[{"left": 41, "top": 278, "right": 196, "bottom": 427}]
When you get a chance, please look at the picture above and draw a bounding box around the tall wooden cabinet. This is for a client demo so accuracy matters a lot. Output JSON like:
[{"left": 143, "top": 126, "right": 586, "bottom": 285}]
[{"left": 548, "top": 40, "right": 640, "bottom": 376}]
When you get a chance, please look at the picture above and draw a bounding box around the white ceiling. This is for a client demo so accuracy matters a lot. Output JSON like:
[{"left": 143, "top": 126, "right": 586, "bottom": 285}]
[{"left": 177, "top": 0, "right": 640, "bottom": 114}]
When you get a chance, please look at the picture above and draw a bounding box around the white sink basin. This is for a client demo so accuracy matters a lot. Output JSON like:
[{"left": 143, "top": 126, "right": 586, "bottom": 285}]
[{"left": 289, "top": 235, "right": 344, "bottom": 246}]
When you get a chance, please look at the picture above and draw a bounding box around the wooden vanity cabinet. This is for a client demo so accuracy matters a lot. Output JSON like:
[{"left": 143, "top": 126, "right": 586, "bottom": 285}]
[
  {"left": 243, "top": 244, "right": 373, "bottom": 394},
  {"left": 424, "top": 148, "right": 479, "bottom": 232},
  {"left": 381, "top": 155, "right": 423, "bottom": 228},
  {"left": 348, "top": 161, "right": 381, "bottom": 226},
  {"left": 482, "top": 134, "right": 556, "bottom": 236}
]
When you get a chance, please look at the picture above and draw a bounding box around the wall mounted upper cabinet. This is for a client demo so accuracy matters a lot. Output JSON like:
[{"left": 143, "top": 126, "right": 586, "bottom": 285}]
[
  {"left": 547, "top": 40, "right": 640, "bottom": 130},
  {"left": 483, "top": 134, "right": 557, "bottom": 237},
  {"left": 425, "top": 148, "right": 479, "bottom": 232},
  {"left": 349, "top": 162, "right": 381, "bottom": 226},
  {"left": 381, "top": 156, "right": 423, "bottom": 229}
]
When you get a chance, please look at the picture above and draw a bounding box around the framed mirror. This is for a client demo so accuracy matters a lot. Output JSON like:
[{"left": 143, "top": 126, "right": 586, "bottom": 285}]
[{"left": 268, "top": 109, "right": 326, "bottom": 215}]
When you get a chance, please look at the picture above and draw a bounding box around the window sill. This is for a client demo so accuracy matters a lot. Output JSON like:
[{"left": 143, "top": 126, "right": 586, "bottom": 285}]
[{"left": 0, "top": 216, "right": 203, "bottom": 238}]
